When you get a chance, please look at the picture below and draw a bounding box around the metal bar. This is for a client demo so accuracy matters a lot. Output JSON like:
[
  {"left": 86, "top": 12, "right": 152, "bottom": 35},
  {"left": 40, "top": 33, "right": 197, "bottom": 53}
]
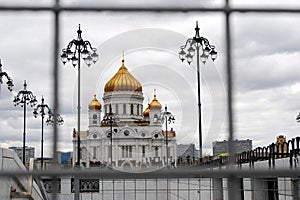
[
  {"left": 134, "top": 179, "right": 136, "bottom": 200},
  {"left": 77, "top": 44, "right": 81, "bottom": 168},
  {"left": 196, "top": 46, "right": 202, "bottom": 159},
  {"left": 199, "top": 178, "right": 201, "bottom": 200},
  {"left": 23, "top": 99, "right": 26, "bottom": 165},
  {"left": 188, "top": 178, "right": 190, "bottom": 200},
  {"left": 225, "top": 0, "right": 234, "bottom": 166},
  {"left": 0, "top": 168, "right": 300, "bottom": 179},
  {"left": 166, "top": 114, "right": 169, "bottom": 166},
  {"left": 51, "top": 0, "right": 60, "bottom": 200},
  {"left": 102, "top": 179, "right": 104, "bottom": 199},
  {"left": 41, "top": 111, "right": 44, "bottom": 169},
  {"left": 112, "top": 179, "right": 115, "bottom": 199},
  {"left": 145, "top": 178, "right": 147, "bottom": 200},
  {"left": 224, "top": 0, "right": 238, "bottom": 199},
  {"left": 177, "top": 178, "right": 180, "bottom": 200},
  {"left": 123, "top": 179, "right": 125, "bottom": 200},
  {"left": 1, "top": 5, "right": 300, "bottom": 13},
  {"left": 156, "top": 178, "right": 158, "bottom": 200}
]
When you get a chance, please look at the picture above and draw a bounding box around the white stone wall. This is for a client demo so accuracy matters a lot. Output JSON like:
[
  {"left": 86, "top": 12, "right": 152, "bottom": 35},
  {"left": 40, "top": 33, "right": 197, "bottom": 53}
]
[{"left": 0, "top": 148, "right": 44, "bottom": 200}]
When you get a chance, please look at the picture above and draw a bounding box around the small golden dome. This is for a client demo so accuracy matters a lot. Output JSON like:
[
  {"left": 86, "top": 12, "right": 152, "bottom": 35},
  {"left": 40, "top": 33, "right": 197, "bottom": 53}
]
[
  {"left": 143, "top": 104, "right": 150, "bottom": 117},
  {"left": 88, "top": 95, "right": 102, "bottom": 110},
  {"left": 149, "top": 90, "right": 162, "bottom": 110},
  {"left": 104, "top": 59, "right": 142, "bottom": 93},
  {"left": 162, "top": 128, "right": 176, "bottom": 137}
]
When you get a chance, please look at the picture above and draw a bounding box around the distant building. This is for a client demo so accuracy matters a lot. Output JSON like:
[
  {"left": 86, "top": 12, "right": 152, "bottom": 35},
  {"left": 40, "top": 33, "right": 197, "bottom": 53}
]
[
  {"left": 9, "top": 146, "right": 34, "bottom": 166},
  {"left": 276, "top": 135, "right": 287, "bottom": 153},
  {"left": 35, "top": 157, "right": 53, "bottom": 170},
  {"left": 35, "top": 151, "right": 73, "bottom": 169},
  {"left": 177, "top": 144, "right": 198, "bottom": 164},
  {"left": 212, "top": 139, "right": 252, "bottom": 155},
  {"left": 57, "top": 151, "right": 73, "bottom": 167}
]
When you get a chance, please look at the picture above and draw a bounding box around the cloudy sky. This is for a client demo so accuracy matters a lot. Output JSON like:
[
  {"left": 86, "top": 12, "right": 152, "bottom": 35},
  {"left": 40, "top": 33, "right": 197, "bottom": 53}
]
[{"left": 0, "top": 0, "right": 300, "bottom": 157}]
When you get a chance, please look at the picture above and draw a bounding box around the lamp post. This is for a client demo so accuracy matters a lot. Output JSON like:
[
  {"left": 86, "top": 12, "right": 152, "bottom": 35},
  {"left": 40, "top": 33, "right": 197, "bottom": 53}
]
[
  {"left": 33, "top": 96, "right": 52, "bottom": 169},
  {"left": 161, "top": 105, "right": 175, "bottom": 168},
  {"left": 45, "top": 109, "right": 64, "bottom": 168},
  {"left": 179, "top": 21, "right": 217, "bottom": 158},
  {"left": 0, "top": 59, "right": 14, "bottom": 92},
  {"left": 46, "top": 111, "right": 64, "bottom": 126},
  {"left": 296, "top": 113, "right": 300, "bottom": 123},
  {"left": 102, "top": 105, "right": 118, "bottom": 167},
  {"left": 61, "top": 24, "right": 98, "bottom": 167},
  {"left": 13, "top": 80, "right": 37, "bottom": 165}
]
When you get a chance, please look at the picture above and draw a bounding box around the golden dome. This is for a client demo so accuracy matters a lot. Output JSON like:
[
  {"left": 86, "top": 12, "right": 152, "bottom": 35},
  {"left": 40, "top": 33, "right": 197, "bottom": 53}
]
[
  {"left": 143, "top": 104, "right": 150, "bottom": 117},
  {"left": 149, "top": 90, "right": 162, "bottom": 110},
  {"left": 104, "top": 59, "right": 142, "bottom": 93},
  {"left": 162, "top": 128, "right": 176, "bottom": 137},
  {"left": 88, "top": 95, "right": 102, "bottom": 110}
]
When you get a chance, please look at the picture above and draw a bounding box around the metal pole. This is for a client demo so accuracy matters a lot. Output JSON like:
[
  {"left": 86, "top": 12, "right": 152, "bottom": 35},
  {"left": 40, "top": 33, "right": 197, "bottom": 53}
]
[
  {"left": 110, "top": 106, "right": 113, "bottom": 166},
  {"left": 52, "top": 2, "right": 59, "bottom": 198},
  {"left": 77, "top": 48, "right": 81, "bottom": 167},
  {"left": 75, "top": 177, "right": 80, "bottom": 200},
  {"left": 23, "top": 99, "right": 26, "bottom": 165},
  {"left": 111, "top": 122, "right": 113, "bottom": 166},
  {"left": 196, "top": 46, "right": 202, "bottom": 159},
  {"left": 41, "top": 112, "right": 44, "bottom": 169},
  {"left": 165, "top": 114, "right": 168, "bottom": 167},
  {"left": 75, "top": 34, "right": 81, "bottom": 200}
]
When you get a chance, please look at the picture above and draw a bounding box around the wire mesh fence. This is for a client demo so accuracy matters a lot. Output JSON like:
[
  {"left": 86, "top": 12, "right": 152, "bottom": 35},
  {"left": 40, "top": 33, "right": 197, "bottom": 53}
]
[{"left": 1, "top": 0, "right": 300, "bottom": 200}]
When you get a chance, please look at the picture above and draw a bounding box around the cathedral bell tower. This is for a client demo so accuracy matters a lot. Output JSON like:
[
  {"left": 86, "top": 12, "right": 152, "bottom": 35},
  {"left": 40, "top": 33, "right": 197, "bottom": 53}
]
[
  {"left": 88, "top": 95, "right": 102, "bottom": 127},
  {"left": 148, "top": 90, "right": 162, "bottom": 125}
]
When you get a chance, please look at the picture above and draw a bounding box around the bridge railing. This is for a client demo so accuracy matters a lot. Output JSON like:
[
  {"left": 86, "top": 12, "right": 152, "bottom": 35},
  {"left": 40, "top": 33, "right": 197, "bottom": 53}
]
[
  {"left": 235, "top": 136, "right": 300, "bottom": 168},
  {"left": 193, "top": 136, "right": 300, "bottom": 168}
]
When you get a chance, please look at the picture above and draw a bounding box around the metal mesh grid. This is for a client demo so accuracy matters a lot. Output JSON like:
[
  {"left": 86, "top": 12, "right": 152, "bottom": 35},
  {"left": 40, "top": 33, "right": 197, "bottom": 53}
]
[{"left": 1, "top": 0, "right": 300, "bottom": 199}]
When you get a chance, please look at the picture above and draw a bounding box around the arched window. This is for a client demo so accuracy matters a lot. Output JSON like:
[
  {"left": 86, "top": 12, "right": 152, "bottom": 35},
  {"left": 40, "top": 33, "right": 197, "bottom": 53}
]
[
  {"left": 115, "top": 104, "right": 119, "bottom": 114},
  {"left": 129, "top": 146, "right": 132, "bottom": 157},
  {"left": 130, "top": 104, "right": 134, "bottom": 115},
  {"left": 142, "top": 146, "right": 145, "bottom": 157},
  {"left": 92, "top": 114, "right": 97, "bottom": 124},
  {"left": 122, "top": 146, "right": 125, "bottom": 157},
  {"left": 125, "top": 146, "right": 128, "bottom": 157},
  {"left": 154, "top": 114, "right": 158, "bottom": 122},
  {"left": 93, "top": 147, "right": 96, "bottom": 159},
  {"left": 155, "top": 146, "right": 159, "bottom": 157},
  {"left": 123, "top": 104, "right": 126, "bottom": 114}
]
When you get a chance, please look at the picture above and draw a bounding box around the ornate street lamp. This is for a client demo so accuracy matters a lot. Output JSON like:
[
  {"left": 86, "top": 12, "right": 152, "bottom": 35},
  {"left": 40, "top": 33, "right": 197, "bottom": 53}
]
[
  {"left": 61, "top": 24, "right": 98, "bottom": 167},
  {"left": 296, "top": 112, "right": 300, "bottom": 123},
  {"left": 102, "top": 105, "right": 119, "bottom": 167},
  {"left": 46, "top": 111, "right": 64, "bottom": 126},
  {"left": 161, "top": 105, "right": 175, "bottom": 167},
  {"left": 0, "top": 59, "right": 14, "bottom": 92},
  {"left": 179, "top": 21, "right": 217, "bottom": 158},
  {"left": 33, "top": 96, "right": 52, "bottom": 169},
  {"left": 13, "top": 80, "right": 37, "bottom": 165}
]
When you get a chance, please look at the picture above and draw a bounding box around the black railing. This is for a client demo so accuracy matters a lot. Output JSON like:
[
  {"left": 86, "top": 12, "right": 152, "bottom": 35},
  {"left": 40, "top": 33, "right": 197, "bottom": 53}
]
[
  {"left": 192, "top": 136, "right": 300, "bottom": 168},
  {"left": 71, "top": 178, "right": 100, "bottom": 193},
  {"left": 235, "top": 136, "right": 300, "bottom": 168}
]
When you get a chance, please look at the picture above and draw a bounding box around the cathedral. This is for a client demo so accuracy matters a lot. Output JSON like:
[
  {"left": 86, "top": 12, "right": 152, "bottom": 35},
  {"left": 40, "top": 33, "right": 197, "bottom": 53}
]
[{"left": 72, "top": 58, "right": 177, "bottom": 170}]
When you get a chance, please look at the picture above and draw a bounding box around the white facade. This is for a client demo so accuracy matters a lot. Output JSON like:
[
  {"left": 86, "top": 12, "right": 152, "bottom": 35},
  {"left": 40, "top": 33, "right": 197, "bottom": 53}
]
[{"left": 72, "top": 60, "right": 177, "bottom": 170}]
